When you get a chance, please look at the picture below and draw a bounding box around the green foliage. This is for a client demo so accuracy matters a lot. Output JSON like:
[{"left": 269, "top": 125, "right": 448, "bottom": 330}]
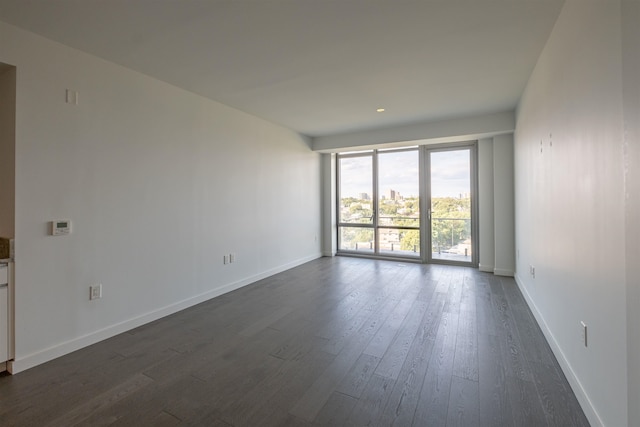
[
  {"left": 354, "top": 228, "right": 374, "bottom": 245},
  {"left": 340, "top": 227, "right": 374, "bottom": 250},
  {"left": 431, "top": 197, "right": 471, "bottom": 251},
  {"left": 431, "top": 197, "right": 470, "bottom": 218},
  {"left": 341, "top": 197, "right": 356, "bottom": 206},
  {"left": 342, "top": 198, "right": 372, "bottom": 223},
  {"left": 339, "top": 195, "right": 470, "bottom": 253},
  {"left": 400, "top": 230, "right": 420, "bottom": 251},
  {"left": 379, "top": 202, "right": 398, "bottom": 215}
]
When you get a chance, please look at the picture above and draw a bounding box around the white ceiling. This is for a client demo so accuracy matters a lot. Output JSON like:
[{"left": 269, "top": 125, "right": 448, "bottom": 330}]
[{"left": 0, "top": 0, "right": 564, "bottom": 137}]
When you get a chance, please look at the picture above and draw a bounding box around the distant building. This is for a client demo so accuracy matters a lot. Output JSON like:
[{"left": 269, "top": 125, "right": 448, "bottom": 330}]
[
  {"left": 379, "top": 228, "right": 400, "bottom": 245},
  {"left": 385, "top": 189, "right": 395, "bottom": 200},
  {"left": 385, "top": 189, "right": 402, "bottom": 201},
  {"left": 359, "top": 192, "right": 370, "bottom": 200}
]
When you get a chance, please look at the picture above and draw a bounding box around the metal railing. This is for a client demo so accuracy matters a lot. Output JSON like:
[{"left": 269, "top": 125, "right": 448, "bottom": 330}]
[
  {"left": 431, "top": 217, "right": 471, "bottom": 256},
  {"left": 337, "top": 215, "right": 471, "bottom": 258}
]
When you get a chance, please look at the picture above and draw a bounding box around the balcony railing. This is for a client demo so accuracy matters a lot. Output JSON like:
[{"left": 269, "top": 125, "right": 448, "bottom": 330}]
[
  {"left": 338, "top": 215, "right": 471, "bottom": 261},
  {"left": 431, "top": 217, "right": 471, "bottom": 260}
]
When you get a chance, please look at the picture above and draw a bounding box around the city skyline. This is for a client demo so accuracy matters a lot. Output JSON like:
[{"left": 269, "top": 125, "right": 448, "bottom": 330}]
[{"left": 339, "top": 149, "right": 470, "bottom": 199}]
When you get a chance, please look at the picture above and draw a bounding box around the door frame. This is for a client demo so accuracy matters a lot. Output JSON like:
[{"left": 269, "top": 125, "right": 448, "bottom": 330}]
[{"left": 421, "top": 141, "right": 479, "bottom": 267}]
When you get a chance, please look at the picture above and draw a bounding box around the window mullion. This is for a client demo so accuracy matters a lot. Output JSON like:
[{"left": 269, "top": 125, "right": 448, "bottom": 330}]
[{"left": 372, "top": 150, "right": 379, "bottom": 254}]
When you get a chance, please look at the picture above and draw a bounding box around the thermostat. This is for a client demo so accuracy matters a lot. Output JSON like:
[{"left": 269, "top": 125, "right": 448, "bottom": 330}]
[{"left": 51, "top": 220, "right": 72, "bottom": 236}]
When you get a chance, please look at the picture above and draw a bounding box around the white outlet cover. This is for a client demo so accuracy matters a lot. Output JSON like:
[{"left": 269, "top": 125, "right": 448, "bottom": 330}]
[{"left": 90, "top": 284, "right": 102, "bottom": 300}]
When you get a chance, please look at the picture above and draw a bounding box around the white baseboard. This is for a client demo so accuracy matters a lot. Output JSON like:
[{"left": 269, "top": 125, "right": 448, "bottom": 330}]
[
  {"left": 514, "top": 273, "right": 604, "bottom": 427},
  {"left": 478, "top": 263, "right": 494, "bottom": 273},
  {"left": 493, "top": 268, "right": 514, "bottom": 276},
  {"left": 8, "top": 253, "right": 322, "bottom": 375}
]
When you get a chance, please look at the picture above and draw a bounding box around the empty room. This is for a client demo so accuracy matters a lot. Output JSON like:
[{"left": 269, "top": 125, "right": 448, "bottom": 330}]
[{"left": 0, "top": 1, "right": 638, "bottom": 426}]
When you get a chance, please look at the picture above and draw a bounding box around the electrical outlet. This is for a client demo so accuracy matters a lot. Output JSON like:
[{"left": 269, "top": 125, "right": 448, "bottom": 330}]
[
  {"left": 90, "top": 284, "right": 102, "bottom": 300},
  {"left": 65, "top": 89, "right": 79, "bottom": 105},
  {"left": 529, "top": 265, "right": 535, "bottom": 278},
  {"left": 223, "top": 255, "right": 229, "bottom": 265},
  {"left": 581, "top": 321, "right": 588, "bottom": 347},
  {"left": 229, "top": 253, "right": 235, "bottom": 263}
]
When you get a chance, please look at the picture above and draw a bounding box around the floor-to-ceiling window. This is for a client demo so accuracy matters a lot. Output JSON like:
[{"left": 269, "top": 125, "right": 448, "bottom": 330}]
[
  {"left": 337, "top": 148, "right": 420, "bottom": 259},
  {"left": 337, "top": 152, "right": 375, "bottom": 254},
  {"left": 377, "top": 149, "right": 420, "bottom": 257},
  {"left": 337, "top": 143, "right": 477, "bottom": 266}
]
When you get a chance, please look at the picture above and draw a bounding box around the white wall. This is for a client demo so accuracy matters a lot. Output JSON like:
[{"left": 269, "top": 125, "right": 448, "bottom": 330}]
[
  {"left": 515, "top": 1, "right": 627, "bottom": 425},
  {"left": 0, "top": 65, "right": 15, "bottom": 239},
  {"left": 622, "top": 1, "right": 640, "bottom": 425},
  {"left": 478, "top": 136, "right": 515, "bottom": 276},
  {"left": 0, "top": 22, "right": 322, "bottom": 373},
  {"left": 478, "top": 138, "right": 495, "bottom": 272},
  {"left": 492, "top": 134, "right": 515, "bottom": 276}
]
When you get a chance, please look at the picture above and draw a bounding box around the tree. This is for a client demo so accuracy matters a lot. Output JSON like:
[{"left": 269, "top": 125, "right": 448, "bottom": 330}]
[
  {"left": 430, "top": 197, "right": 470, "bottom": 250},
  {"left": 379, "top": 202, "right": 397, "bottom": 216},
  {"left": 353, "top": 228, "right": 374, "bottom": 248},
  {"left": 400, "top": 230, "right": 420, "bottom": 252}
]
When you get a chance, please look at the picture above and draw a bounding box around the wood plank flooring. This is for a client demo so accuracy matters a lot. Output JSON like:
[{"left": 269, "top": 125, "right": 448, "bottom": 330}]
[{"left": 0, "top": 257, "right": 590, "bottom": 426}]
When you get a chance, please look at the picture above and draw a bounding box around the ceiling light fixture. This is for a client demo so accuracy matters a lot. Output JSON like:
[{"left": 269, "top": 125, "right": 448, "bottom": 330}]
[{"left": 376, "top": 108, "right": 385, "bottom": 113}]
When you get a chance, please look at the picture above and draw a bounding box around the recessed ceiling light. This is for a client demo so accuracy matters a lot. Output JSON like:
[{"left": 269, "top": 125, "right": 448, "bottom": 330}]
[{"left": 376, "top": 108, "right": 385, "bottom": 113}]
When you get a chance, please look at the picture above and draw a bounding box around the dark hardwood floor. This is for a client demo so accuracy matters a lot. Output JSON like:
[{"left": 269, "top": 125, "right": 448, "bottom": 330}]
[{"left": 0, "top": 257, "right": 590, "bottom": 426}]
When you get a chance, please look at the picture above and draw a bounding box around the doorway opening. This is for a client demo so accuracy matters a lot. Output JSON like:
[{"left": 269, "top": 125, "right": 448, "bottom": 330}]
[{"left": 425, "top": 143, "right": 478, "bottom": 266}]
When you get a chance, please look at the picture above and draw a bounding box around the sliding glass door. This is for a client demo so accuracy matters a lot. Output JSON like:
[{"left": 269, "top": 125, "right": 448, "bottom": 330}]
[{"left": 426, "top": 144, "right": 478, "bottom": 266}]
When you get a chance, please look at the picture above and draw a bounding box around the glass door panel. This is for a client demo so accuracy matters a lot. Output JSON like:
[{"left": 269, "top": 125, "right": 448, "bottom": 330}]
[
  {"left": 428, "top": 148, "right": 474, "bottom": 265},
  {"left": 377, "top": 150, "right": 420, "bottom": 257}
]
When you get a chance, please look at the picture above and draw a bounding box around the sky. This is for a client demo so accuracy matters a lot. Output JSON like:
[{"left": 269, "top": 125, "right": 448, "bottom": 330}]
[
  {"left": 429, "top": 150, "right": 471, "bottom": 198},
  {"left": 339, "top": 149, "right": 470, "bottom": 199}
]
